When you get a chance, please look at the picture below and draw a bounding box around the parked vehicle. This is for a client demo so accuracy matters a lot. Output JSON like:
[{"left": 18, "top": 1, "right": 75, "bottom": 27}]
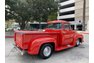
[
  {"left": 12, "top": 23, "right": 20, "bottom": 31},
  {"left": 30, "top": 22, "right": 47, "bottom": 29},
  {"left": 14, "top": 20, "right": 83, "bottom": 59},
  {"left": 5, "top": 23, "right": 20, "bottom": 31},
  {"left": 25, "top": 22, "right": 47, "bottom": 30},
  {"left": 6, "top": 27, "right": 13, "bottom": 31}
]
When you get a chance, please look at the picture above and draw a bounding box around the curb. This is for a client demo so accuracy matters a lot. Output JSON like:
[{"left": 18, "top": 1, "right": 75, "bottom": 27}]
[
  {"left": 83, "top": 32, "right": 89, "bottom": 34},
  {"left": 82, "top": 32, "right": 89, "bottom": 34},
  {"left": 5, "top": 36, "right": 14, "bottom": 38},
  {"left": 77, "top": 31, "right": 89, "bottom": 35}
]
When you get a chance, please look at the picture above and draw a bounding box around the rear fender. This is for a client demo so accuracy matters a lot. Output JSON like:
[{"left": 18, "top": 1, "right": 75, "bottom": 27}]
[{"left": 28, "top": 37, "right": 56, "bottom": 55}]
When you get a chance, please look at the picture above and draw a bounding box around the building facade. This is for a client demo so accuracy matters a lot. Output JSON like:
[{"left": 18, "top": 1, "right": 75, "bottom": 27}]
[
  {"left": 58, "top": 0, "right": 89, "bottom": 31},
  {"left": 75, "top": 0, "right": 89, "bottom": 31}
]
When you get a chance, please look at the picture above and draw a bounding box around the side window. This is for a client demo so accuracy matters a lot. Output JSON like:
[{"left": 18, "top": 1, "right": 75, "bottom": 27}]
[{"left": 64, "top": 24, "right": 70, "bottom": 30}]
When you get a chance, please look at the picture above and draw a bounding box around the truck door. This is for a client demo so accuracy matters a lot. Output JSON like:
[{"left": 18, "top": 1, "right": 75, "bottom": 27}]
[{"left": 62, "top": 23, "right": 75, "bottom": 46}]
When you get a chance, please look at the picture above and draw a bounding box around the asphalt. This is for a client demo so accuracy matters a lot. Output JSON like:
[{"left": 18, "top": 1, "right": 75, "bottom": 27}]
[{"left": 5, "top": 34, "right": 89, "bottom": 63}]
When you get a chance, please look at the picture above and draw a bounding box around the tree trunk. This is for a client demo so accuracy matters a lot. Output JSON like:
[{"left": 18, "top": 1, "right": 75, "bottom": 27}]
[{"left": 19, "top": 21, "right": 26, "bottom": 30}]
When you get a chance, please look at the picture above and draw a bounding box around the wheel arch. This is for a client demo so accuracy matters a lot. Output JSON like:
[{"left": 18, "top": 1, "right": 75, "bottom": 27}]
[
  {"left": 73, "top": 34, "right": 83, "bottom": 46},
  {"left": 78, "top": 38, "right": 83, "bottom": 43},
  {"left": 39, "top": 42, "right": 55, "bottom": 53},
  {"left": 28, "top": 37, "right": 56, "bottom": 55}
]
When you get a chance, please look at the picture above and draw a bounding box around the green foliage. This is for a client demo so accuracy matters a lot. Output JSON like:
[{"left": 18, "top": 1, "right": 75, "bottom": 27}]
[
  {"left": 26, "top": 0, "right": 58, "bottom": 22},
  {"left": 5, "top": 0, "right": 32, "bottom": 29},
  {"left": 48, "top": 11, "right": 57, "bottom": 21},
  {"left": 5, "top": 0, "right": 58, "bottom": 29}
]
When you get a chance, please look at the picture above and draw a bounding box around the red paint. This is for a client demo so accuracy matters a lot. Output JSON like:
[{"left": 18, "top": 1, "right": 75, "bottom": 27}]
[{"left": 14, "top": 20, "right": 83, "bottom": 55}]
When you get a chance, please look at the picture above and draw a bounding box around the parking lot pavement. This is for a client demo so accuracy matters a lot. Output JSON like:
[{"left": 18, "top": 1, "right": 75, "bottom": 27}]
[{"left": 5, "top": 34, "right": 89, "bottom": 63}]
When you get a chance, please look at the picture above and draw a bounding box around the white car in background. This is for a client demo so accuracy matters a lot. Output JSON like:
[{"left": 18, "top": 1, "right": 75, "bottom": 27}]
[
  {"left": 12, "top": 23, "right": 20, "bottom": 31},
  {"left": 13, "top": 26, "right": 20, "bottom": 31},
  {"left": 6, "top": 27, "right": 13, "bottom": 31}
]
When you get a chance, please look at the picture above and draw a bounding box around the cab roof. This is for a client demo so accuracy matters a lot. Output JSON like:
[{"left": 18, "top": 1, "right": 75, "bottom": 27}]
[{"left": 48, "top": 20, "right": 69, "bottom": 24}]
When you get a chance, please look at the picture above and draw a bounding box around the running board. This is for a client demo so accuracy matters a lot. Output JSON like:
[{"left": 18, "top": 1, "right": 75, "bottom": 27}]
[{"left": 56, "top": 45, "right": 73, "bottom": 51}]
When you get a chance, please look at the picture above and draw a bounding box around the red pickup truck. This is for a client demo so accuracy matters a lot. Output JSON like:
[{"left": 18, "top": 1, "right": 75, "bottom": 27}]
[{"left": 14, "top": 20, "right": 83, "bottom": 59}]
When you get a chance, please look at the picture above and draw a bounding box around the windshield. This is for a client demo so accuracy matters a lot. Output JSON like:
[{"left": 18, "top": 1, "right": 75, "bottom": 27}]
[{"left": 47, "top": 23, "right": 62, "bottom": 29}]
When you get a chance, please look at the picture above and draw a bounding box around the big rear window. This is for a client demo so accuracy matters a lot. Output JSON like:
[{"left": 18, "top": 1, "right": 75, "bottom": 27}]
[{"left": 47, "top": 23, "right": 62, "bottom": 29}]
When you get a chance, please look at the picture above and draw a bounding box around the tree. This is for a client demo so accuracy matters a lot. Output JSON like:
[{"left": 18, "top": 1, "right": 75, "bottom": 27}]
[
  {"left": 48, "top": 11, "right": 57, "bottom": 21},
  {"left": 5, "top": 0, "right": 15, "bottom": 21},
  {"left": 26, "top": 0, "right": 58, "bottom": 28},
  {"left": 5, "top": 0, "right": 32, "bottom": 29},
  {"left": 5, "top": 0, "right": 58, "bottom": 29}
]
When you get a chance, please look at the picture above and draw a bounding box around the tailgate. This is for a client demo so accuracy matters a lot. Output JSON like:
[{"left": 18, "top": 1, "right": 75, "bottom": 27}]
[{"left": 15, "top": 32, "right": 23, "bottom": 49}]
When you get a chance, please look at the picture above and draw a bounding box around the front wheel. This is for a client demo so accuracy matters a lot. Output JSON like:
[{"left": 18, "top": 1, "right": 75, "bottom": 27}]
[
  {"left": 38, "top": 44, "right": 53, "bottom": 59},
  {"left": 75, "top": 39, "right": 81, "bottom": 47}
]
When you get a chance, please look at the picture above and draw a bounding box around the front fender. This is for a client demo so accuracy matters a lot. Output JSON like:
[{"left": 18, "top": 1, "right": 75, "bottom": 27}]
[
  {"left": 73, "top": 33, "right": 83, "bottom": 45},
  {"left": 75, "top": 34, "right": 83, "bottom": 40},
  {"left": 28, "top": 37, "right": 56, "bottom": 55}
]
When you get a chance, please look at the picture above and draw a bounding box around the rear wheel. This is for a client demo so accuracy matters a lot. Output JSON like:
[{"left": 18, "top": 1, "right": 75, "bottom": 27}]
[{"left": 38, "top": 44, "right": 53, "bottom": 59}]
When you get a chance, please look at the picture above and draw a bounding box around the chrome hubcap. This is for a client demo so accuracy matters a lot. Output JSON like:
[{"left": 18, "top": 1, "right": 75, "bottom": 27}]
[
  {"left": 77, "top": 40, "right": 80, "bottom": 45},
  {"left": 43, "top": 46, "right": 51, "bottom": 56}
]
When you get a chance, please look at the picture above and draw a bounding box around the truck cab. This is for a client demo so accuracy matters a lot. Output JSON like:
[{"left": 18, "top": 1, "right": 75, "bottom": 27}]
[{"left": 14, "top": 20, "right": 83, "bottom": 59}]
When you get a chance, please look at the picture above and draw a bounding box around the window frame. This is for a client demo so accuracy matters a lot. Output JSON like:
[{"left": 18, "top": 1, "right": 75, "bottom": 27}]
[
  {"left": 63, "top": 23, "right": 72, "bottom": 30},
  {"left": 47, "top": 23, "right": 62, "bottom": 30}
]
